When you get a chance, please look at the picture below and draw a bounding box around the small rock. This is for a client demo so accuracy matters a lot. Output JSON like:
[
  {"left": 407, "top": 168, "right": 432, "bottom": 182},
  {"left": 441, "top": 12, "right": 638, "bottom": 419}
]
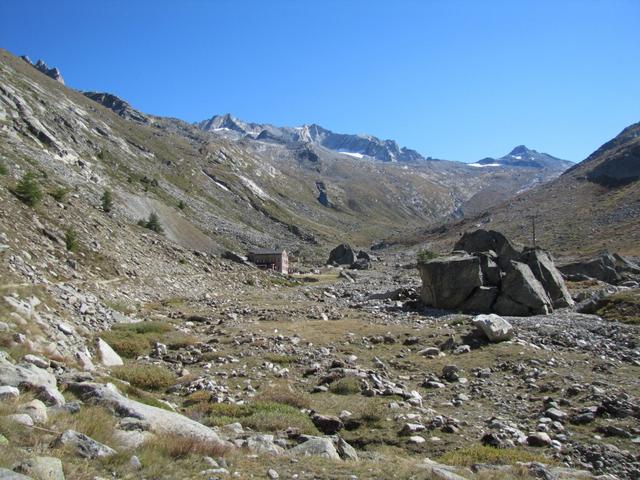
[{"left": 267, "top": 468, "right": 279, "bottom": 479}]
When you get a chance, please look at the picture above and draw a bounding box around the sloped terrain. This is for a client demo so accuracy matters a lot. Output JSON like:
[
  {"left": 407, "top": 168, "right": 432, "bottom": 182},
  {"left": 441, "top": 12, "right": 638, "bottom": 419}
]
[{"left": 403, "top": 123, "right": 640, "bottom": 258}]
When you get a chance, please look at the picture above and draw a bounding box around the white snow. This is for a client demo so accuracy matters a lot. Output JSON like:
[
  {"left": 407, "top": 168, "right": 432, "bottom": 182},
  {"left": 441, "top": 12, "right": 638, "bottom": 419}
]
[
  {"left": 468, "top": 163, "right": 502, "bottom": 168},
  {"left": 511, "top": 155, "right": 523, "bottom": 160},
  {"left": 238, "top": 175, "right": 270, "bottom": 200},
  {"left": 339, "top": 151, "right": 364, "bottom": 159}
]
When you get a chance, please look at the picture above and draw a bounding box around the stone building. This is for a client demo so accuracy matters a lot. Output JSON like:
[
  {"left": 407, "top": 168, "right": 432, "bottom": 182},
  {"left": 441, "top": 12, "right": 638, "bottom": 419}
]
[{"left": 248, "top": 249, "right": 289, "bottom": 274}]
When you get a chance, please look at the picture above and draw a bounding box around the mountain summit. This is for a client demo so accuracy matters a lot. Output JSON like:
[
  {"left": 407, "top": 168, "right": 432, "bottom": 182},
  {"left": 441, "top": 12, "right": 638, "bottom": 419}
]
[
  {"left": 473, "top": 145, "right": 573, "bottom": 170},
  {"left": 196, "top": 114, "right": 429, "bottom": 163},
  {"left": 20, "top": 55, "right": 65, "bottom": 84}
]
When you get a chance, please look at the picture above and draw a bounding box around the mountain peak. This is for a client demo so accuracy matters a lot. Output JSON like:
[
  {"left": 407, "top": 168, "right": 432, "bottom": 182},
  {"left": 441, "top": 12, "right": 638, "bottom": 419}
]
[
  {"left": 21, "top": 55, "right": 65, "bottom": 85},
  {"left": 509, "top": 145, "right": 531, "bottom": 156}
]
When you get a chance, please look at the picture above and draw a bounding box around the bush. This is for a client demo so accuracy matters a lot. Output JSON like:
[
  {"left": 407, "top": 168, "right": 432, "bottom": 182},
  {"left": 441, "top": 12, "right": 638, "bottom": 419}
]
[
  {"left": 64, "top": 228, "right": 78, "bottom": 252},
  {"left": 13, "top": 172, "right": 43, "bottom": 207},
  {"left": 144, "top": 434, "right": 230, "bottom": 460},
  {"left": 178, "top": 200, "right": 186, "bottom": 210},
  {"left": 0, "top": 163, "right": 7, "bottom": 175},
  {"left": 417, "top": 249, "right": 439, "bottom": 264},
  {"left": 329, "top": 376, "right": 362, "bottom": 395},
  {"left": 49, "top": 186, "right": 68, "bottom": 202},
  {"left": 140, "top": 212, "right": 163, "bottom": 234},
  {"left": 101, "top": 189, "right": 113, "bottom": 212},
  {"left": 111, "top": 364, "right": 175, "bottom": 391}
]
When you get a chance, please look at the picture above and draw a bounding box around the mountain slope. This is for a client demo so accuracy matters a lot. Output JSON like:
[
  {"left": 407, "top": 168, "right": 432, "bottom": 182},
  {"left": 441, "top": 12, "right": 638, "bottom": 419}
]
[{"left": 410, "top": 122, "right": 640, "bottom": 257}]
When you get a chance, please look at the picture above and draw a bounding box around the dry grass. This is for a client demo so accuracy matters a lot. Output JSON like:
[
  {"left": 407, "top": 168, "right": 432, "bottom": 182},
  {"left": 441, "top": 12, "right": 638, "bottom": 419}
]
[
  {"left": 329, "top": 376, "right": 362, "bottom": 395},
  {"left": 596, "top": 288, "right": 640, "bottom": 324},
  {"left": 438, "top": 445, "right": 550, "bottom": 467},
  {"left": 143, "top": 434, "right": 230, "bottom": 459},
  {"left": 254, "top": 386, "right": 312, "bottom": 409}
]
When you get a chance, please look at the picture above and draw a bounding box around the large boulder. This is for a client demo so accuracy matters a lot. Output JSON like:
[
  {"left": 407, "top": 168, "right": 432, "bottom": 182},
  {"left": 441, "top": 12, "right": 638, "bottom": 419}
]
[
  {"left": 494, "top": 261, "right": 552, "bottom": 315},
  {"left": 418, "top": 255, "right": 482, "bottom": 310},
  {"left": 13, "top": 457, "right": 65, "bottom": 480},
  {"left": 460, "top": 286, "right": 498, "bottom": 313},
  {"left": 96, "top": 338, "right": 123, "bottom": 367},
  {"left": 0, "top": 353, "right": 65, "bottom": 406},
  {"left": 559, "top": 253, "right": 622, "bottom": 284},
  {"left": 520, "top": 248, "right": 574, "bottom": 308},
  {"left": 454, "top": 230, "right": 520, "bottom": 270},
  {"left": 289, "top": 437, "right": 340, "bottom": 460},
  {"left": 327, "top": 244, "right": 356, "bottom": 265},
  {"left": 66, "top": 382, "right": 230, "bottom": 448},
  {"left": 472, "top": 314, "right": 514, "bottom": 342}
]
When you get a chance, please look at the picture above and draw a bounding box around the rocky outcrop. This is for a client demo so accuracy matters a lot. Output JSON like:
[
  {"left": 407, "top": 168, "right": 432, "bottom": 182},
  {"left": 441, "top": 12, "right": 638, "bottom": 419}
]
[
  {"left": 0, "top": 352, "right": 65, "bottom": 406},
  {"left": 418, "top": 230, "right": 572, "bottom": 316},
  {"left": 559, "top": 252, "right": 640, "bottom": 285},
  {"left": 472, "top": 314, "right": 514, "bottom": 342},
  {"left": 21, "top": 56, "right": 65, "bottom": 85},
  {"left": 327, "top": 244, "right": 356, "bottom": 265},
  {"left": 66, "top": 382, "right": 231, "bottom": 448}
]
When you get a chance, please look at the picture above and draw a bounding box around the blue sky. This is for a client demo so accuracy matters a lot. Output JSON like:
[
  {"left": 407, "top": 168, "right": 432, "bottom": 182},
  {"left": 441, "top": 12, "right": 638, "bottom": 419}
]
[{"left": 2, "top": 0, "right": 639, "bottom": 162}]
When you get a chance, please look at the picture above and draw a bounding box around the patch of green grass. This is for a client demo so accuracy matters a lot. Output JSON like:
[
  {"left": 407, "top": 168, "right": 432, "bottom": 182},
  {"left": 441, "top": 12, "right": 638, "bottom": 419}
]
[
  {"left": 438, "top": 445, "right": 549, "bottom": 467},
  {"left": 417, "top": 249, "right": 440, "bottom": 264},
  {"left": 111, "top": 364, "right": 175, "bottom": 391},
  {"left": 64, "top": 227, "right": 78, "bottom": 252},
  {"left": 99, "top": 320, "right": 174, "bottom": 357},
  {"left": 329, "top": 376, "right": 362, "bottom": 395},
  {"left": 255, "top": 387, "right": 311, "bottom": 409},
  {"left": 0, "top": 162, "right": 7, "bottom": 176},
  {"left": 596, "top": 289, "right": 640, "bottom": 325},
  {"left": 49, "top": 186, "right": 68, "bottom": 202},
  {"left": 204, "top": 401, "right": 319, "bottom": 435},
  {"left": 263, "top": 353, "right": 297, "bottom": 365}
]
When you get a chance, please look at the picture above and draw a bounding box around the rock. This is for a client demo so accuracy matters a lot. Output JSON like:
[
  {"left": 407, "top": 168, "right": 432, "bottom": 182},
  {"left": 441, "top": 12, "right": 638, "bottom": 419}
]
[
  {"left": 336, "top": 437, "right": 358, "bottom": 461},
  {"left": 408, "top": 436, "right": 426, "bottom": 444},
  {"left": 0, "top": 468, "right": 33, "bottom": 480},
  {"left": 422, "top": 458, "right": 469, "bottom": 480},
  {"left": 267, "top": 468, "right": 279, "bottom": 479},
  {"left": 0, "top": 353, "right": 65, "bottom": 406},
  {"left": 454, "top": 229, "right": 520, "bottom": 270},
  {"left": 472, "top": 314, "right": 514, "bottom": 342},
  {"left": 52, "top": 430, "right": 116, "bottom": 459},
  {"left": 559, "top": 253, "right": 622, "bottom": 284},
  {"left": 245, "top": 434, "right": 284, "bottom": 455},
  {"left": 327, "top": 244, "right": 357, "bottom": 266},
  {"left": 129, "top": 456, "right": 142, "bottom": 470},
  {"left": 290, "top": 437, "right": 340, "bottom": 460},
  {"left": 0, "top": 385, "right": 20, "bottom": 400},
  {"left": 526, "top": 432, "right": 552, "bottom": 447},
  {"left": 14, "top": 457, "right": 65, "bottom": 480},
  {"left": 418, "top": 255, "right": 482, "bottom": 309},
  {"left": 66, "top": 382, "right": 230, "bottom": 447},
  {"left": 400, "top": 423, "right": 426, "bottom": 435},
  {"left": 494, "top": 261, "right": 552, "bottom": 316},
  {"left": 74, "top": 350, "right": 94, "bottom": 372},
  {"left": 460, "top": 286, "right": 499, "bottom": 313},
  {"left": 520, "top": 248, "right": 574, "bottom": 308},
  {"left": 5, "top": 414, "right": 34, "bottom": 427},
  {"left": 19, "top": 399, "right": 48, "bottom": 424},
  {"left": 350, "top": 258, "right": 371, "bottom": 270},
  {"left": 311, "top": 414, "right": 343, "bottom": 435},
  {"left": 418, "top": 347, "right": 441, "bottom": 357},
  {"left": 96, "top": 338, "right": 123, "bottom": 367},
  {"left": 22, "top": 355, "right": 49, "bottom": 369}
]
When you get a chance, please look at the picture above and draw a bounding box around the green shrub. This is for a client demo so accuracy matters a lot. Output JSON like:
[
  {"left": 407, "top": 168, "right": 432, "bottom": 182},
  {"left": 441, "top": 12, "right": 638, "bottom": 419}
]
[
  {"left": 64, "top": 228, "right": 78, "bottom": 252},
  {"left": 13, "top": 172, "right": 43, "bottom": 207},
  {"left": 118, "top": 321, "right": 173, "bottom": 335},
  {"left": 178, "top": 200, "right": 186, "bottom": 210},
  {"left": 140, "top": 212, "right": 163, "bottom": 234},
  {"left": 0, "top": 163, "right": 7, "bottom": 175},
  {"left": 417, "top": 249, "right": 439, "bottom": 264},
  {"left": 111, "top": 364, "right": 175, "bottom": 391},
  {"left": 101, "top": 189, "right": 113, "bottom": 212},
  {"left": 329, "top": 376, "right": 362, "bottom": 395},
  {"left": 49, "top": 186, "right": 68, "bottom": 202}
]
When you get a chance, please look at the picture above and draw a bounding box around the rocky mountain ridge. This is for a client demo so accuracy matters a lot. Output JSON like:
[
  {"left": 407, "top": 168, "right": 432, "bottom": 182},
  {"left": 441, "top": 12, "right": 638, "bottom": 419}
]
[
  {"left": 472, "top": 145, "right": 573, "bottom": 170},
  {"left": 20, "top": 55, "right": 65, "bottom": 85}
]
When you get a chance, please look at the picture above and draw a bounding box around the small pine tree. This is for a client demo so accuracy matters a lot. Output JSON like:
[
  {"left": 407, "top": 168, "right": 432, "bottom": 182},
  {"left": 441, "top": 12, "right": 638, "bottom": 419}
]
[
  {"left": 101, "top": 189, "right": 113, "bottom": 212},
  {"left": 65, "top": 228, "right": 78, "bottom": 252},
  {"left": 178, "top": 200, "right": 186, "bottom": 210},
  {"left": 14, "top": 172, "right": 43, "bottom": 207},
  {"left": 145, "top": 212, "right": 163, "bottom": 234},
  {"left": 50, "top": 186, "right": 68, "bottom": 202},
  {"left": 0, "top": 162, "right": 7, "bottom": 176}
]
